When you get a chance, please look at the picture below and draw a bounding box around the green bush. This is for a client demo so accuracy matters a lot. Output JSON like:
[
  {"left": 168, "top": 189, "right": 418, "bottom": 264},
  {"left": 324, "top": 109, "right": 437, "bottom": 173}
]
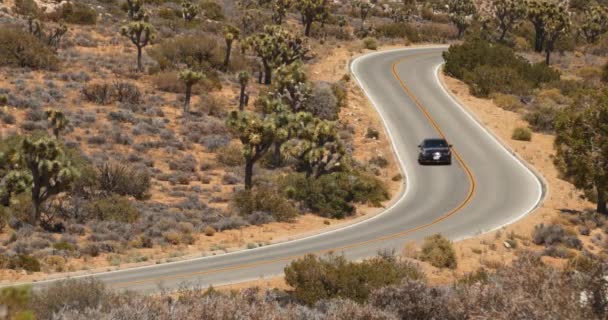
[
  {"left": 375, "top": 22, "right": 419, "bottom": 41},
  {"left": 0, "top": 28, "right": 59, "bottom": 70},
  {"left": 7, "top": 255, "right": 41, "bottom": 272},
  {"left": 85, "top": 195, "right": 139, "bottom": 223},
  {"left": 49, "top": 2, "right": 98, "bottom": 25},
  {"left": 512, "top": 127, "right": 532, "bottom": 141},
  {"left": 231, "top": 187, "right": 298, "bottom": 222},
  {"left": 443, "top": 38, "right": 559, "bottom": 97},
  {"left": 363, "top": 37, "right": 378, "bottom": 50},
  {"left": 52, "top": 241, "right": 76, "bottom": 252},
  {"left": 147, "top": 34, "right": 222, "bottom": 71},
  {"left": 463, "top": 65, "right": 532, "bottom": 97},
  {"left": 280, "top": 171, "right": 389, "bottom": 219},
  {"left": 419, "top": 234, "right": 457, "bottom": 269},
  {"left": 284, "top": 253, "right": 424, "bottom": 305}
]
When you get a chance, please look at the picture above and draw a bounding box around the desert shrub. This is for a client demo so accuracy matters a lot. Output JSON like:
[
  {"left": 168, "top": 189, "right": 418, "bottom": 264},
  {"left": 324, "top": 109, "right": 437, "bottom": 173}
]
[
  {"left": 419, "top": 234, "right": 457, "bottom": 269},
  {"left": 169, "top": 154, "right": 197, "bottom": 172},
  {"left": 375, "top": 22, "right": 419, "bottom": 40},
  {"left": 463, "top": 65, "right": 533, "bottom": 97},
  {"left": 148, "top": 34, "right": 222, "bottom": 71},
  {"left": 231, "top": 187, "right": 298, "bottom": 223},
  {"left": 98, "top": 162, "right": 151, "bottom": 200},
  {"left": 371, "top": 279, "right": 459, "bottom": 320},
  {"left": 2, "top": 112, "right": 17, "bottom": 124},
  {"left": 280, "top": 171, "right": 389, "bottom": 219},
  {"left": 49, "top": 2, "right": 97, "bottom": 25},
  {"left": 222, "top": 172, "right": 240, "bottom": 185},
  {"left": 366, "top": 127, "right": 380, "bottom": 139},
  {"left": 332, "top": 81, "right": 348, "bottom": 108},
  {"left": 284, "top": 253, "right": 424, "bottom": 305},
  {"left": 85, "top": 195, "right": 139, "bottom": 223},
  {"left": 511, "top": 127, "right": 532, "bottom": 141},
  {"left": 491, "top": 93, "right": 523, "bottom": 111},
  {"left": 524, "top": 88, "right": 571, "bottom": 132},
  {"left": 53, "top": 241, "right": 76, "bottom": 252},
  {"left": 363, "top": 37, "right": 378, "bottom": 50},
  {"left": 30, "top": 279, "right": 110, "bottom": 319},
  {"left": 0, "top": 28, "right": 58, "bottom": 70},
  {"left": 7, "top": 254, "right": 41, "bottom": 272},
  {"left": 204, "top": 225, "right": 216, "bottom": 236},
  {"left": 216, "top": 143, "right": 244, "bottom": 167},
  {"left": 543, "top": 245, "right": 576, "bottom": 259},
  {"left": 201, "top": 134, "right": 231, "bottom": 151},
  {"left": 602, "top": 62, "right": 608, "bottom": 83},
  {"left": 306, "top": 83, "right": 340, "bottom": 120},
  {"left": 532, "top": 223, "right": 582, "bottom": 250},
  {"left": 82, "top": 83, "right": 114, "bottom": 104},
  {"left": 369, "top": 155, "right": 389, "bottom": 168},
  {"left": 112, "top": 82, "right": 142, "bottom": 104},
  {"left": 443, "top": 38, "right": 559, "bottom": 97}
]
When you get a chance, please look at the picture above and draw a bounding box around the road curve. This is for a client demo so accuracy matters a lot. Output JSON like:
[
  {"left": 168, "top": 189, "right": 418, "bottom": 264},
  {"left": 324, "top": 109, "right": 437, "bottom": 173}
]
[{"left": 22, "top": 47, "right": 544, "bottom": 292}]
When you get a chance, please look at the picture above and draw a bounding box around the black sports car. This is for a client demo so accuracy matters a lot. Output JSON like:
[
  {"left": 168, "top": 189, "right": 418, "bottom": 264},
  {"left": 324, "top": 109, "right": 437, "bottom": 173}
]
[{"left": 418, "top": 138, "right": 452, "bottom": 165}]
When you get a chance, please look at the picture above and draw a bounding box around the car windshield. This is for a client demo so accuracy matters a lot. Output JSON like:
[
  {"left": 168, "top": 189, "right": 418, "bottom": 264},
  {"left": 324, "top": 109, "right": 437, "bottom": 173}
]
[{"left": 424, "top": 139, "right": 448, "bottom": 148}]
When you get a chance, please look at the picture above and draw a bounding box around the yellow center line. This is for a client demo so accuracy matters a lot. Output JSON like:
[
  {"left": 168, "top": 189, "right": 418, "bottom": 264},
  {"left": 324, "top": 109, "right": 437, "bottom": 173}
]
[{"left": 111, "top": 51, "right": 477, "bottom": 290}]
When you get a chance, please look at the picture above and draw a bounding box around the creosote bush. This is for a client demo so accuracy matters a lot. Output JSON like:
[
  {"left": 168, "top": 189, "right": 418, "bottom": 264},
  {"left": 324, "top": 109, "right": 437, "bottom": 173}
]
[
  {"left": 443, "top": 38, "right": 559, "bottom": 97},
  {"left": 280, "top": 171, "right": 389, "bottom": 219},
  {"left": 363, "top": 37, "right": 378, "bottom": 50},
  {"left": 512, "top": 127, "right": 532, "bottom": 141},
  {"left": 0, "top": 28, "right": 58, "bottom": 70},
  {"left": 84, "top": 195, "right": 139, "bottom": 223},
  {"left": 232, "top": 187, "right": 298, "bottom": 223},
  {"left": 419, "top": 234, "right": 457, "bottom": 269},
  {"left": 285, "top": 253, "right": 424, "bottom": 305}
]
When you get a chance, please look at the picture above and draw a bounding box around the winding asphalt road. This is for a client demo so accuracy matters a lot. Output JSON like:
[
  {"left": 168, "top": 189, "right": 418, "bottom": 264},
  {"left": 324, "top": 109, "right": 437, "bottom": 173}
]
[{"left": 24, "top": 47, "right": 544, "bottom": 292}]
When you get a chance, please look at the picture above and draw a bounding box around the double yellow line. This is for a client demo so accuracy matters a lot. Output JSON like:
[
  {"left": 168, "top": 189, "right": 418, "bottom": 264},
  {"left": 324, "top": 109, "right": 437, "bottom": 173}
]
[{"left": 111, "top": 52, "right": 477, "bottom": 289}]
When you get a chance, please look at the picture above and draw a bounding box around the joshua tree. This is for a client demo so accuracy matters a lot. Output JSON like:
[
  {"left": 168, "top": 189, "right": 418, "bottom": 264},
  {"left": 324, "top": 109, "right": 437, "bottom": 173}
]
[
  {"left": 269, "top": 62, "right": 311, "bottom": 113},
  {"left": 45, "top": 109, "right": 69, "bottom": 139},
  {"left": 542, "top": 5, "right": 570, "bottom": 65},
  {"left": 238, "top": 71, "right": 250, "bottom": 111},
  {"left": 181, "top": 0, "right": 201, "bottom": 22},
  {"left": 223, "top": 25, "right": 240, "bottom": 71},
  {"left": 243, "top": 25, "right": 309, "bottom": 84},
  {"left": 555, "top": 90, "right": 608, "bottom": 214},
  {"left": 19, "top": 136, "right": 78, "bottom": 224},
  {"left": 120, "top": 21, "right": 156, "bottom": 72},
  {"left": 491, "top": 0, "right": 527, "bottom": 41},
  {"left": 448, "top": 0, "right": 477, "bottom": 38},
  {"left": 272, "top": 0, "right": 292, "bottom": 24},
  {"left": 581, "top": 5, "right": 608, "bottom": 44},
  {"left": 295, "top": 0, "right": 330, "bottom": 37},
  {"left": 226, "top": 111, "right": 276, "bottom": 189},
  {"left": 527, "top": 0, "right": 555, "bottom": 53},
  {"left": 126, "top": 0, "right": 146, "bottom": 21},
  {"left": 178, "top": 69, "right": 204, "bottom": 116},
  {"left": 354, "top": 0, "right": 373, "bottom": 31},
  {"left": 285, "top": 116, "right": 345, "bottom": 178}
]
